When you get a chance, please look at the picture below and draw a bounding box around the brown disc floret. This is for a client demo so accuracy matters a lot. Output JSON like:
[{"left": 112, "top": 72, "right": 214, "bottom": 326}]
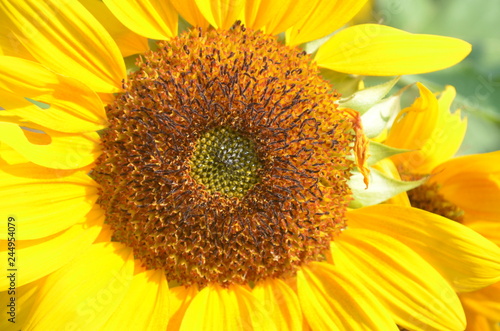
[{"left": 93, "top": 23, "right": 360, "bottom": 287}]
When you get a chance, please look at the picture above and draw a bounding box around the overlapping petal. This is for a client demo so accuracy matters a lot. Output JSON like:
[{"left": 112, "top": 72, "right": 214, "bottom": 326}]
[
  {"left": 385, "top": 82, "right": 439, "bottom": 171},
  {"left": 0, "top": 123, "right": 100, "bottom": 169},
  {"left": 0, "top": 28, "right": 34, "bottom": 60},
  {"left": 253, "top": 278, "right": 302, "bottom": 330},
  {"left": 170, "top": 0, "right": 210, "bottom": 29},
  {"left": 180, "top": 283, "right": 276, "bottom": 330},
  {"left": 429, "top": 151, "right": 500, "bottom": 222},
  {"left": 102, "top": 268, "right": 170, "bottom": 330},
  {"left": 80, "top": 0, "right": 149, "bottom": 57},
  {"left": 194, "top": 0, "right": 245, "bottom": 29},
  {"left": 316, "top": 24, "right": 471, "bottom": 76},
  {"left": 0, "top": 56, "right": 107, "bottom": 133},
  {"left": 0, "top": 144, "right": 99, "bottom": 239},
  {"left": 0, "top": 0, "right": 126, "bottom": 93},
  {"left": 464, "top": 308, "right": 499, "bottom": 331},
  {"left": 347, "top": 205, "right": 500, "bottom": 293},
  {"left": 297, "top": 262, "right": 397, "bottom": 330},
  {"left": 461, "top": 282, "right": 500, "bottom": 323},
  {"left": 243, "top": 0, "right": 311, "bottom": 36},
  {"left": 286, "top": 0, "right": 369, "bottom": 46},
  {"left": 386, "top": 84, "right": 467, "bottom": 173},
  {"left": 23, "top": 242, "right": 135, "bottom": 330},
  {"left": 168, "top": 285, "right": 199, "bottom": 331},
  {"left": 334, "top": 228, "right": 465, "bottom": 330},
  {"left": 468, "top": 221, "right": 500, "bottom": 246},
  {"left": 0, "top": 208, "right": 103, "bottom": 290},
  {"left": 104, "top": 0, "right": 177, "bottom": 40},
  {"left": 0, "top": 277, "right": 43, "bottom": 330}
]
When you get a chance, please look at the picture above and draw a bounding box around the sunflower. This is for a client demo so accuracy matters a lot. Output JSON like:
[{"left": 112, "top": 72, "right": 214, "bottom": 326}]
[
  {"left": 384, "top": 83, "right": 500, "bottom": 330},
  {"left": 1, "top": 0, "right": 499, "bottom": 330}
]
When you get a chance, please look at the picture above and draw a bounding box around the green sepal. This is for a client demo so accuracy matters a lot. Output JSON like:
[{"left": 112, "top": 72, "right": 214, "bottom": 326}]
[
  {"left": 348, "top": 168, "right": 427, "bottom": 208},
  {"left": 367, "top": 141, "right": 411, "bottom": 166},
  {"left": 320, "top": 69, "right": 363, "bottom": 97},
  {"left": 361, "top": 95, "right": 400, "bottom": 138},
  {"left": 124, "top": 54, "right": 140, "bottom": 75},
  {"left": 339, "top": 76, "right": 399, "bottom": 114},
  {"left": 303, "top": 33, "right": 333, "bottom": 55}
]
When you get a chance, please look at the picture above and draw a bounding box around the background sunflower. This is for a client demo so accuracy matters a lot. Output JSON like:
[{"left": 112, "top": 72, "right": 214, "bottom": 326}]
[{"left": 371, "top": 0, "right": 500, "bottom": 154}]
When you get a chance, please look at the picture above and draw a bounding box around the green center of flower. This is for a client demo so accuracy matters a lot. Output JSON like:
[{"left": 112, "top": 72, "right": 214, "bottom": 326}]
[
  {"left": 93, "top": 23, "right": 360, "bottom": 287},
  {"left": 190, "top": 126, "right": 261, "bottom": 198}
]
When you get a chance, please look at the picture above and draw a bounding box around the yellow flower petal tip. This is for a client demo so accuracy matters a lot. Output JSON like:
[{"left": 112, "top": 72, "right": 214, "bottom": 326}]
[
  {"left": 315, "top": 24, "right": 472, "bottom": 76},
  {"left": 386, "top": 82, "right": 468, "bottom": 174}
]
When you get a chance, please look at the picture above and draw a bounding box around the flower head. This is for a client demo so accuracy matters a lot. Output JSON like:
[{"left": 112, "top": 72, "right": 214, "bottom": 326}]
[
  {"left": 384, "top": 83, "right": 500, "bottom": 329},
  {"left": 0, "top": 1, "right": 498, "bottom": 330},
  {"left": 93, "top": 24, "right": 360, "bottom": 287}
]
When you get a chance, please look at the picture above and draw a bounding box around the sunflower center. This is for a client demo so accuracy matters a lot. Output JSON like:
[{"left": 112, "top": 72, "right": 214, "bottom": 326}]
[
  {"left": 93, "top": 23, "right": 359, "bottom": 287},
  {"left": 190, "top": 126, "right": 261, "bottom": 198},
  {"left": 407, "top": 182, "right": 464, "bottom": 222}
]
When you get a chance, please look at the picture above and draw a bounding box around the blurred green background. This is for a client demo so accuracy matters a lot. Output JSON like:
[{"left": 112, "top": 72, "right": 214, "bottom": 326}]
[{"left": 372, "top": 0, "right": 500, "bottom": 154}]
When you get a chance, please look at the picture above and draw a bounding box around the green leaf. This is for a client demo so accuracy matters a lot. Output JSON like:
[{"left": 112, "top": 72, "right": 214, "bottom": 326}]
[
  {"left": 361, "top": 95, "right": 400, "bottom": 138},
  {"left": 348, "top": 168, "right": 427, "bottom": 208},
  {"left": 367, "top": 141, "right": 411, "bottom": 166},
  {"left": 339, "top": 77, "right": 399, "bottom": 114}
]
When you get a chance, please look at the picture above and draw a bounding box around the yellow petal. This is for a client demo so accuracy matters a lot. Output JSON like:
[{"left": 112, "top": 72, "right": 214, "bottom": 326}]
[
  {"left": 429, "top": 151, "right": 500, "bottom": 222},
  {"left": 467, "top": 221, "right": 500, "bottom": 247},
  {"left": 98, "top": 92, "right": 118, "bottom": 107},
  {"left": 437, "top": 86, "right": 468, "bottom": 156},
  {"left": 464, "top": 307, "right": 499, "bottom": 331},
  {"left": 334, "top": 228, "right": 465, "bottom": 330},
  {"left": 461, "top": 282, "right": 500, "bottom": 322},
  {"left": 104, "top": 0, "right": 177, "bottom": 40},
  {"left": 350, "top": 0, "right": 374, "bottom": 25},
  {"left": 286, "top": 0, "right": 369, "bottom": 46},
  {"left": 315, "top": 24, "right": 471, "bottom": 76},
  {"left": 1, "top": 143, "right": 99, "bottom": 238},
  {"left": 243, "top": 0, "right": 311, "bottom": 36},
  {"left": 0, "top": 208, "right": 103, "bottom": 291},
  {"left": 194, "top": 0, "right": 245, "bottom": 29},
  {"left": 168, "top": 285, "right": 199, "bottom": 331},
  {"left": 0, "top": 56, "right": 107, "bottom": 133},
  {"left": 79, "top": 0, "right": 149, "bottom": 57},
  {"left": 1, "top": 139, "right": 64, "bottom": 175},
  {"left": 253, "top": 278, "right": 303, "bottom": 331},
  {"left": 0, "top": 27, "right": 35, "bottom": 60},
  {"left": 0, "top": 278, "right": 43, "bottom": 330},
  {"left": 0, "top": 0, "right": 126, "bottom": 93},
  {"left": 385, "top": 82, "right": 440, "bottom": 173},
  {"left": 386, "top": 84, "right": 467, "bottom": 173},
  {"left": 180, "top": 283, "right": 276, "bottom": 331},
  {"left": 171, "top": 0, "right": 210, "bottom": 29},
  {"left": 102, "top": 269, "right": 170, "bottom": 330},
  {"left": 422, "top": 86, "right": 467, "bottom": 172},
  {"left": 297, "top": 262, "right": 398, "bottom": 330},
  {"left": 24, "top": 242, "right": 135, "bottom": 330},
  {"left": 347, "top": 205, "right": 500, "bottom": 292},
  {"left": 0, "top": 123, "right": 100, "bottom": 169}
]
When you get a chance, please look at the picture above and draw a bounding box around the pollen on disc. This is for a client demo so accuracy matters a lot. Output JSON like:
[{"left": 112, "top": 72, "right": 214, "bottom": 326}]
[{"left": 93, "top": 23, "right": 358, "bottom": 287}]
